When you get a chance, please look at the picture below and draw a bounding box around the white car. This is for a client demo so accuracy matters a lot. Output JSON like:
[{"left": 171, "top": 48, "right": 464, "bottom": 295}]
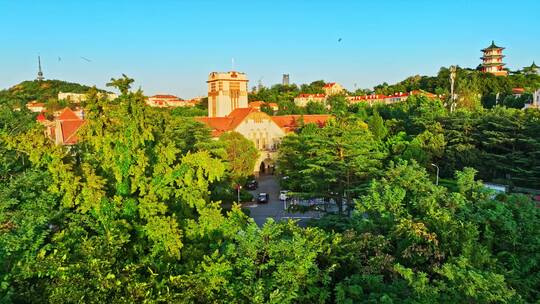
[{"left": 279, "top": 190, "right": 289, "bottom": 201}]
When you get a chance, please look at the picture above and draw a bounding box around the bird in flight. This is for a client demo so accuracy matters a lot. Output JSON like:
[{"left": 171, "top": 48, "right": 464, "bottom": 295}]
[
  {"left": 338, "top": 38, "right": 342, "bottom": 42},
  {"left": 80, "top": 56, "right": 92, "bottom": 62}
]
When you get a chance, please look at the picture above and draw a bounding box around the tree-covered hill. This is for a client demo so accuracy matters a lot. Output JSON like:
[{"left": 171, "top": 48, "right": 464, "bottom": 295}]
[
  {"left": 0, "top": 80, "right": 109, "bottom": 106},
  {"left": 373, "top": 67, "right": 540, "bottom": 108}
]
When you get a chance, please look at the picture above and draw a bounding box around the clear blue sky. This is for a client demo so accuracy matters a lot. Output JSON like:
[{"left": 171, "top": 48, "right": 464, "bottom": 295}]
[{"left": 1, "top": 0, "right": 539, "bottom": 97}]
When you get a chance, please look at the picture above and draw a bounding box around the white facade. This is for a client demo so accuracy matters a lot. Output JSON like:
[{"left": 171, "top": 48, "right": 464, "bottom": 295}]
[
  {"left": 523, "top": 89, "right": 540, "bottom": 109},
  {"left": 234, "top": 111, "right": 286, "bottom": 151},
  {"left": 26, "top": 102, "right": 46, "bottom": 112},
  {"left": 207, "top": 71, "right": 249, "bottom": 117},
  {"left": 58, "top": 92, "right": 118, "bottom": 103}
]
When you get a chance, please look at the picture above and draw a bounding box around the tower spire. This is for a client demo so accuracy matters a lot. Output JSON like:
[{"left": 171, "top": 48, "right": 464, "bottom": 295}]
[{"left": 37, "top": 56, "right": 44, "bottom": 81}]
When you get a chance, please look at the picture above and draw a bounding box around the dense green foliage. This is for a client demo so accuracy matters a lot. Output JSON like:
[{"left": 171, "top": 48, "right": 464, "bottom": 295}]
[
  {"left": 373, "top": 95, "right": 540, "bottom": 188},
  {"left": 170, "top": 106, "right": 208, "bottom": 117},
  {"left": 249, "top": 80, "right": 327, "bottom": 115},
  {"left": 1, "top": 75, "right": 539, "bottom": 303},
  {"left": 278, "top": 118, "right": 383, "bottom": 213},
  {"left": 218, "top": 131, "right": 259, "bottom": 183}
]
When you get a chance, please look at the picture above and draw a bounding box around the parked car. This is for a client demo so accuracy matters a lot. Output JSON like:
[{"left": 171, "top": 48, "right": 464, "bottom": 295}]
[
  {"left": 245, "top": 179, "right": 258, "bottom": 190},
  {"left": 257, "top": 192, "right": 269, "bottom": 203},
  {"left": 279, "top": 190, "right": 289, "bottom": 201}
]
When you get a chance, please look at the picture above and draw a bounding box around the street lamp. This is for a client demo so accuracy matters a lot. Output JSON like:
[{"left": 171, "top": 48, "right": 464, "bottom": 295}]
[
  {"left": 236, "top": 184, "right": 242, "bottom": 203},
  {"left": 431, "top": 163, "right": 439, "bottom": 185}
]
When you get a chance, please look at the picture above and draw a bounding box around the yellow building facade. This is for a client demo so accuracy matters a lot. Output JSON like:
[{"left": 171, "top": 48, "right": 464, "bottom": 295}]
[{"left": 207, "top": 71, "right": 249, "bottom": 117}]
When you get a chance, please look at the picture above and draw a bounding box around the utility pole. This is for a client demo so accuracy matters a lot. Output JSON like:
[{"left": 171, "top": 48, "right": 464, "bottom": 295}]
[
  {"left": 431, "top": 163, "right": 440, "bottom": 185},
  {"left": 449, "top": 66, "right": 456, "bottom": 112}
]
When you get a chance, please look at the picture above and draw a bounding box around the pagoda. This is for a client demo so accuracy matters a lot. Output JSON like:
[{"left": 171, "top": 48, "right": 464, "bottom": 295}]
[
  {"left": 523, "top": 62, "right": 539, "bottom": 75},
  {"left": 480, "top": 41, "right": 507, "bottom": 76}
]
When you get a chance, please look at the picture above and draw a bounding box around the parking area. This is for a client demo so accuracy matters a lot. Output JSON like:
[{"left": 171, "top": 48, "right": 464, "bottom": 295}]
[{"left": 243, "top": 174, "right": 322, "bottom": 227}]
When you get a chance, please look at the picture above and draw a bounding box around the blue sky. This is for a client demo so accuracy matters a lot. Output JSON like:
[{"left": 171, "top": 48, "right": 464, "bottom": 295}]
[{"left": 1, "top": 0, "right": 539, "bottom": 97}]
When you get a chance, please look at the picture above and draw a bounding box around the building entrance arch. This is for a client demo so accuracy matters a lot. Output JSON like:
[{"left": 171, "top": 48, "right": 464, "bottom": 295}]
[{"left": 259, "top": 158, "right": 274, "bottom": 175}]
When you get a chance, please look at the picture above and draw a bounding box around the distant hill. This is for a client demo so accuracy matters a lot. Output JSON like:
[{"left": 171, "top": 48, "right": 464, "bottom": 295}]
[{"left": 0, "top": 80, "right": 110, "bottom": 104}]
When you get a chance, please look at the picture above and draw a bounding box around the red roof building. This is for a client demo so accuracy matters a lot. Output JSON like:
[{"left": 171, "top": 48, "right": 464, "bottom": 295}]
[
  {"left": 294, "top": 93, "right": 328, "bottom": 107},
  {"left": 346, "top": 90, "right": 439, "bottom": 105},
  {"left": 248, "top": 101, "right": 279, "bottom": 112},
  {"left": 38, "top": 107, "right": 85, "bottom": 145},
  {"left": 195, "top": 106, "right": 331, "bottom": 174},
  {"left": 512, "top": 88, "right": 525, "bottom": 95},
  {"left": 323, "top": 82, "right": 345, "bottom": 95},
  {"left": 146, "top": 94, "right": 195, "bottom": 108},
  {"left": 26, "top": 101, "right": 46, "bottom": 113},
  {"left": 195, "top": 108, "right": 331, "bottom": 138}
]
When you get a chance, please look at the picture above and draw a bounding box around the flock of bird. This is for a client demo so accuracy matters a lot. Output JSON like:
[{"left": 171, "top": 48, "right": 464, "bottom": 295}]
[{"left": 55, "top": 56, "right": 92, "bottom": 62}]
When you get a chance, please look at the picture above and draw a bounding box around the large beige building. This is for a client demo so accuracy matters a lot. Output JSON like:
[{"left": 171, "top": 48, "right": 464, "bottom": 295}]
[
  {"left": 196, "top": 108, "right": 330, "bottom": 173},
  {"left": 323, "top": 82, "right": 345, "bottom": 95},
  {"left": 207, "top": 71, "right": 249, "bottom": 117},
  {"left": 198, "top": 71, "right": 331, "bottom": 174},
  {"left": 294, "top": 93, "right": 327, "bottom": 107}
]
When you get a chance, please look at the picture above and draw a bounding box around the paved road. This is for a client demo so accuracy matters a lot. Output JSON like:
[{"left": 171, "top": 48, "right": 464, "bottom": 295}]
[{"left": 244, "top": 175, "right": 321, "bottom": 227}]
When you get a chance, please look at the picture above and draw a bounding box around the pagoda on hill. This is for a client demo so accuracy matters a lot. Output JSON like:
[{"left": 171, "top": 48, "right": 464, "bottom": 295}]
[
  {"left": 523, "top": 62, "right": 539, "bottom": 75},
  {"left": 480, "top": 41, "right": 507, "bottom": 76}
]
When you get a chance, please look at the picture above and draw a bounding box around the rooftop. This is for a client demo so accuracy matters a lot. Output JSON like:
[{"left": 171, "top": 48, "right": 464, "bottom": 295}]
[
  {"left": 323, "top": 82, "right": 337, "bottom": 88},
  {"left": 481, "top": 40, "right": 505, "bottom": 51},
  {"left": 196, "top": 108, "right": 332, "bottom": 136}
]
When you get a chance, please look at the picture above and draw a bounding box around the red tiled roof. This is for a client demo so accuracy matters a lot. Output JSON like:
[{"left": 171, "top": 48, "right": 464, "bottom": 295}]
[
  {"left": 195, "top": 108, "right": 257, "bottom": 136},
  {"left": 60, "top": 120, "right": 85, "bottom": 144},
  {"left": 323, "top": 82, "right": 336, "bottom": 88},
  {"left": 54, "top": 107, "right": 85, "bottom": 145},
  {"left": 151, "top": 94, "right": 179, "bottom": 99},
  {"left": 410, "top": 90, "right": 437, "bottom": 98},
  {"left": 227, "top": 108, "right": 256, "bottom": 129},
  {"left": 195, "top": 116, "right": 233, "bottom": 136},
  {"left": 512, "top": 88, "right": 525, "bottom": 94},
  {"left": 36, "top": 112, "right": 46, "bottom": 121},
  {"left": 57, "top": 107, "right": 81, "bottom": 121},
  {"left": 27, "top": 102, "right": 45, "bottom": 107},
  {"left": 249, "top": 101, "right": 279, "bottom": 110},
  {"left": 249, "top": 101, "right": 264, "bottom": 108},
  {"left": 196, "top": 108, "right": 331, "bottom": 136}
]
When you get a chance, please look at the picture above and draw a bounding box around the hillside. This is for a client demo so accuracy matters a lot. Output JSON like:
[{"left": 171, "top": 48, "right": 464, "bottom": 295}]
[{"left": 0, "top": 79, "right": 109, "bottom": 105}]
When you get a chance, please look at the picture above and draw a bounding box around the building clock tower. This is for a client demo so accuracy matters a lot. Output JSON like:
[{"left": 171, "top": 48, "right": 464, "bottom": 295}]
[{"left": 207, "top": 71, "right": 249, "bottom": 117}]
